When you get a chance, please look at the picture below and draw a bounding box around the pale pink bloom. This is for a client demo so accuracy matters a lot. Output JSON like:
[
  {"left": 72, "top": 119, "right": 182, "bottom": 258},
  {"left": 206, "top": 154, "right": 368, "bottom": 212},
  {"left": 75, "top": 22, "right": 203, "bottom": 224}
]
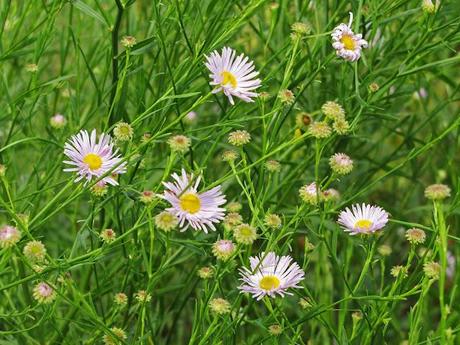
[
  {"left": 338, "top": 203, "right": 389, "bottom": 235},
  {"left": 331, "top": 12, "right": 368, "bottom": 62}
]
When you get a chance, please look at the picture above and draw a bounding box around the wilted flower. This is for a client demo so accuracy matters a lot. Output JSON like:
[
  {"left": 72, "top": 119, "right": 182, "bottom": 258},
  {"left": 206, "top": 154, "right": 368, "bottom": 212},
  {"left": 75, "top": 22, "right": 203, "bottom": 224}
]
[
  {"left": 238, "top": 252, "right": 305, "bottom": 300},
  {"left": 139, "top": 190, "right": 155, "bottom": 204},
  {"left": 337, "top": 203, "right": 389, "bottom": 235},
  {"left": 405, "top": 228, "right": 426, "bottom": 245},
  {"left": 228, "top": 130, "right": 251, "bottom": 146},
  {"left": 100, "top": 229, "right": 116, "bottom": 243},
  {"left": 162, "top": 169, "right": 226, "bottom": 233},
  {"left": 233, "top": 223, "right": 257, "bottom": 245},
  {"left": 205, "top": 47, "right": 261, "bottom": 105},
  {"left": 424, "top": 184, "right": 451, "bottom": 200},
  {"left": 168, "top": 135, "right": 191, "bottom": 153},
  {"left": 155, "top": 211, "right": 178, "bottom": 232},
  {"left": 209, "top": 298, "right": 231, "bottom": 315},
  {"left": 331, "top": 12, "right": 368, "bottom": 61}
]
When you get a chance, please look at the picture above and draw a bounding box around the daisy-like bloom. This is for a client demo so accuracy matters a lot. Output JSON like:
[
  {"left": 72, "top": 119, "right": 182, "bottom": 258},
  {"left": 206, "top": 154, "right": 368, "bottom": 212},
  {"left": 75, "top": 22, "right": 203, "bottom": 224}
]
[
  {"left": 321, "top": 101, "right": 345, "bottom": 120},
  {"left": 423, "top": 261, "right": 441, "bottom": 280},
  {"left": 209, "top": 298, "right": 231, "bottom": 315},
  {"left": 239, "top": 252, "right": 305, "bottom": 300},
  {"left": 113, "top": 122, "right": 133, "bottom": 142},
  {"left": 139, "top": 190, "right": 155, "bottom": 204},
  {"left": 264, "top": 213, "right": 282, "bottom": 229},
  {"left": 167, "top": 134, "right": 191, "bottom": 153},
  {"left": 329, "top": 153, "right": 354, "bottom": 175},
  {"left": 228, "top": 130, "right": 251, "bottom": 146},
  {"left": 0, "top": 225, "right": 21, "bottom": 248},
  {"left": 50, "top": 114, "right": 66, "bottom": 129},
  {"left": 103, "top": 327, "right": 127, "bottom": 345},
  {"left": 337, "top": 203, "right": 389, "bottom": 235},
  {"left": 299, "top": 182, "right": 321, "bottom": 205},
  {"left": 63, "top": 129, "right": 126, "bottom": 185},
  {"left": 233, "top": 223, "right": 257, "bottom": 245},
  {"left": 424, "top": 183, "right": 451, "bottom": 200},
  {"left": 23, "top": 240, "right": 47, "bottom": 263},
  {"left": 154, "top": 211, "right": 178, "bottom": 232},
  {"left": 204, "top": 47, "right": 261, "bottom": 105},
  {"left": 331, "top": 12, "right": 368, "bottom": 62},
  {"left": 114, "top": 292, "right": 128, "bottom": 306},
  {"left": 162, "top": 169, "right": 226, "bottom": 233},
  {"left": 405, "top": 228, "right": 426, "bottom": 245},
  {"left": 100, "top": 229, "right": 116, "bottom": 243},
  {"left": 33, "top": 282, "right": 55, "bottom": 304},
  {"left": 309, "top": 121, "right": 332, "bottom": 139},
  {"left": 197, "top": 266, "right": 214, "bottom": 279},
  {"left": 390, "top": 265, "right": 408, "bottom": 278},
  {"left": 265, "top": 160, "right": 281, "bottom": 173},
  {"left": 212, "top": 239, "right": 235, "bottom": 261},
  {"left": 134, "top": 290, "right": 151, "bottom": 303}
]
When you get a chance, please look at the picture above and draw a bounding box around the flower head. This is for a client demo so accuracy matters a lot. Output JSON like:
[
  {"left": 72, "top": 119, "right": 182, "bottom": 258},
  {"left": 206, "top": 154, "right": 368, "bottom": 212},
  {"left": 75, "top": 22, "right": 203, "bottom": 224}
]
[
  {"left": 209, "top": 298, "right": 231, "bottom": 315},
  {"left": 264, "top": 214, "right": 282, "bottom": 229},
  {"left": 233, "top": 223, "right": 257, "bottom": 245},
  {"left": 239, "top": 252, "right": 305, "bottom": 300},
  {"left": 265, "top": 160, "right": 281, "bottom": 173},
  {"left": 162, "top": 169, "right": 226, "bottom": 233},
  {"left": 278, "top": 89, "right": 295, "bottom": 105},
  {"left": 378, "top": 244, "right": 392, "bottom": 256},
  {"left": 139, "top": 190, "right": 155, "bottom": 204},
  {"left": 321, "top": 101, "right": 345, "bottom": 120},
  {"left": 221, "top": 149, "right": 239, "bottom": 162},
  {"left": 50, "top": 114, "right": 66, "bottom": 129},
  {"left": 405, "top": 228, "right": 426, "bottom": 245},
  {"left": 390, "top": 265, "right": 408, "bottom": 278},
  {"left": 331, "top": 12, "right": 368, "bottom": 61},
  {"left": 296, "top": 112, "right": 312, "bottom": 129},
  {"left": 25, "top": 63, "right": 38, "bottom": 73},
  {"left": 227, "top": 201, "right": 242, "bottom": 213},
  {"left": 332, "top": 117, "right": 350, "bottom": 135},
  {"left": 329, "top": 153, "right": 353, "bottom": 175},
  {"left": 91, "top": 181, "right": 109, "bottom": 197},
  {"left": 100, "top": 229, "right": 116, "bottom": 243},
  {"left": 424, "top": 184, "right": 451, "bottom": 200},
  {"left": 337, "top": 203, "right": 389, "bottom": 235},
  {"left": 63, "top": 129, "right": 126, "bottom": 185},
  {"left": 291, "top": 22, "right": 311, "bottom": 36},
  {"left": 228, "top": 130, "right": 251, "bottom": 146},
  {"left": 299, "top": 182, "right": 321, "bottom": 204},
  {"left": 113, "top": 122, "right": 133, "bottom": 142},
  {"left": 212, "top": 239, "right": 235, "bottom": 261},
  {"left": 323, "top": 188, "right": 340, "bottom": 202},
  {"left": 33, "top": 282, "right": 55, "bottom": 304},
  {"left": 223, "top": 212, "right": 243, "bottom": 229},
  {"left": 309, "top": 121, "right": 332, "bottom": 139},
  {"left": 23, "top": 240, "right": 47, "bottom": 263},
  {"left": 197, "top": 266, "right": 214, "bottom": 279},
  {"left": 121, "top": 35, "right": 136, "bottom": 47},
  {"left": 114, "top": 292, "right": 128, "bottom": 306},
  {"left": 423, "top": 261, "right": 441, "bottom": 280},
  {"left": 0, "top": 225, "right": 21, "bottom": 248},
  {"left": 134, "top": 290, "right": 151, "bottom": 303},
  {"left": 268, "top": 324, "right": 283, "bottom": 336},
  {"left": 205, "top": 47, "right": 261, "bottom": 105},
  {"left": 422, "top": 0, "right": 438, "bottom": 13},
  {"left": 168, "top": 135, "right": 191, "bottom": 153},
  {"left": 103, "top": 327, "right": 127, "bottom": 345},
  {"left": 155, "top": 211, "right": 178, "bottom": 232}
]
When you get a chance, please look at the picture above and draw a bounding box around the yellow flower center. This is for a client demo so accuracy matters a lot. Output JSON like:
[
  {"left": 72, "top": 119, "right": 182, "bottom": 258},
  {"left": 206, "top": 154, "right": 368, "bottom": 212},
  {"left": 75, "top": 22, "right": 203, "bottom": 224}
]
[
  {"left": 83, "top": 153, "right": 102, "bottom": 171},
  {"left": 355, "top": 219, "right": 373, "bottom": 230},
  {"left": 239, "top": 226, "right": 253, "bottom": 236},
  {"left": 161, "top": 213, "right": 174, "bottom": 223},
  {"left": 341, "top": 35, "right": 356, "bottom": 50},
  {"left": 221, "top": 71, "right": 237, "bottom": 88},
  {"left": 259, "top": 275, "right": 280, "bottom": 291},
  {"left": 180, "top": 193, "right": 201, "bottom": 214}
]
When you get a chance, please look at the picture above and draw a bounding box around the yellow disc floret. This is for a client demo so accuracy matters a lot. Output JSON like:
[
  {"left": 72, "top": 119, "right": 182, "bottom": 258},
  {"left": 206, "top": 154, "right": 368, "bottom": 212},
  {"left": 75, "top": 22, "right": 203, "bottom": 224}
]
[{"left": 180, "top": 193, "right": 201, "bottom": 214}]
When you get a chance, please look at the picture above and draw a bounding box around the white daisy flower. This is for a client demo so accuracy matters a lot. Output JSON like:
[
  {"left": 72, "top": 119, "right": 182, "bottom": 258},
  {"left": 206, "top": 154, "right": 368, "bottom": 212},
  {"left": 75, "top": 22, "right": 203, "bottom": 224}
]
[
  {"left": 63, "top": 129, "right": 126, "bottom": 185},
  {"left": 205, "top": 47, "right": 261, "bottom": 105},
  {"left": 331, "top": 12, "right": 368, "bottom": 62},
  {"left": 337, "top": 203, "right": 389, "bottom": 235},
  {"left": 239, "top": 252, "right": 305, "bottom": 300},
  {"left": 162, "top": 169, "right": 226, "bottom": 233}
]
